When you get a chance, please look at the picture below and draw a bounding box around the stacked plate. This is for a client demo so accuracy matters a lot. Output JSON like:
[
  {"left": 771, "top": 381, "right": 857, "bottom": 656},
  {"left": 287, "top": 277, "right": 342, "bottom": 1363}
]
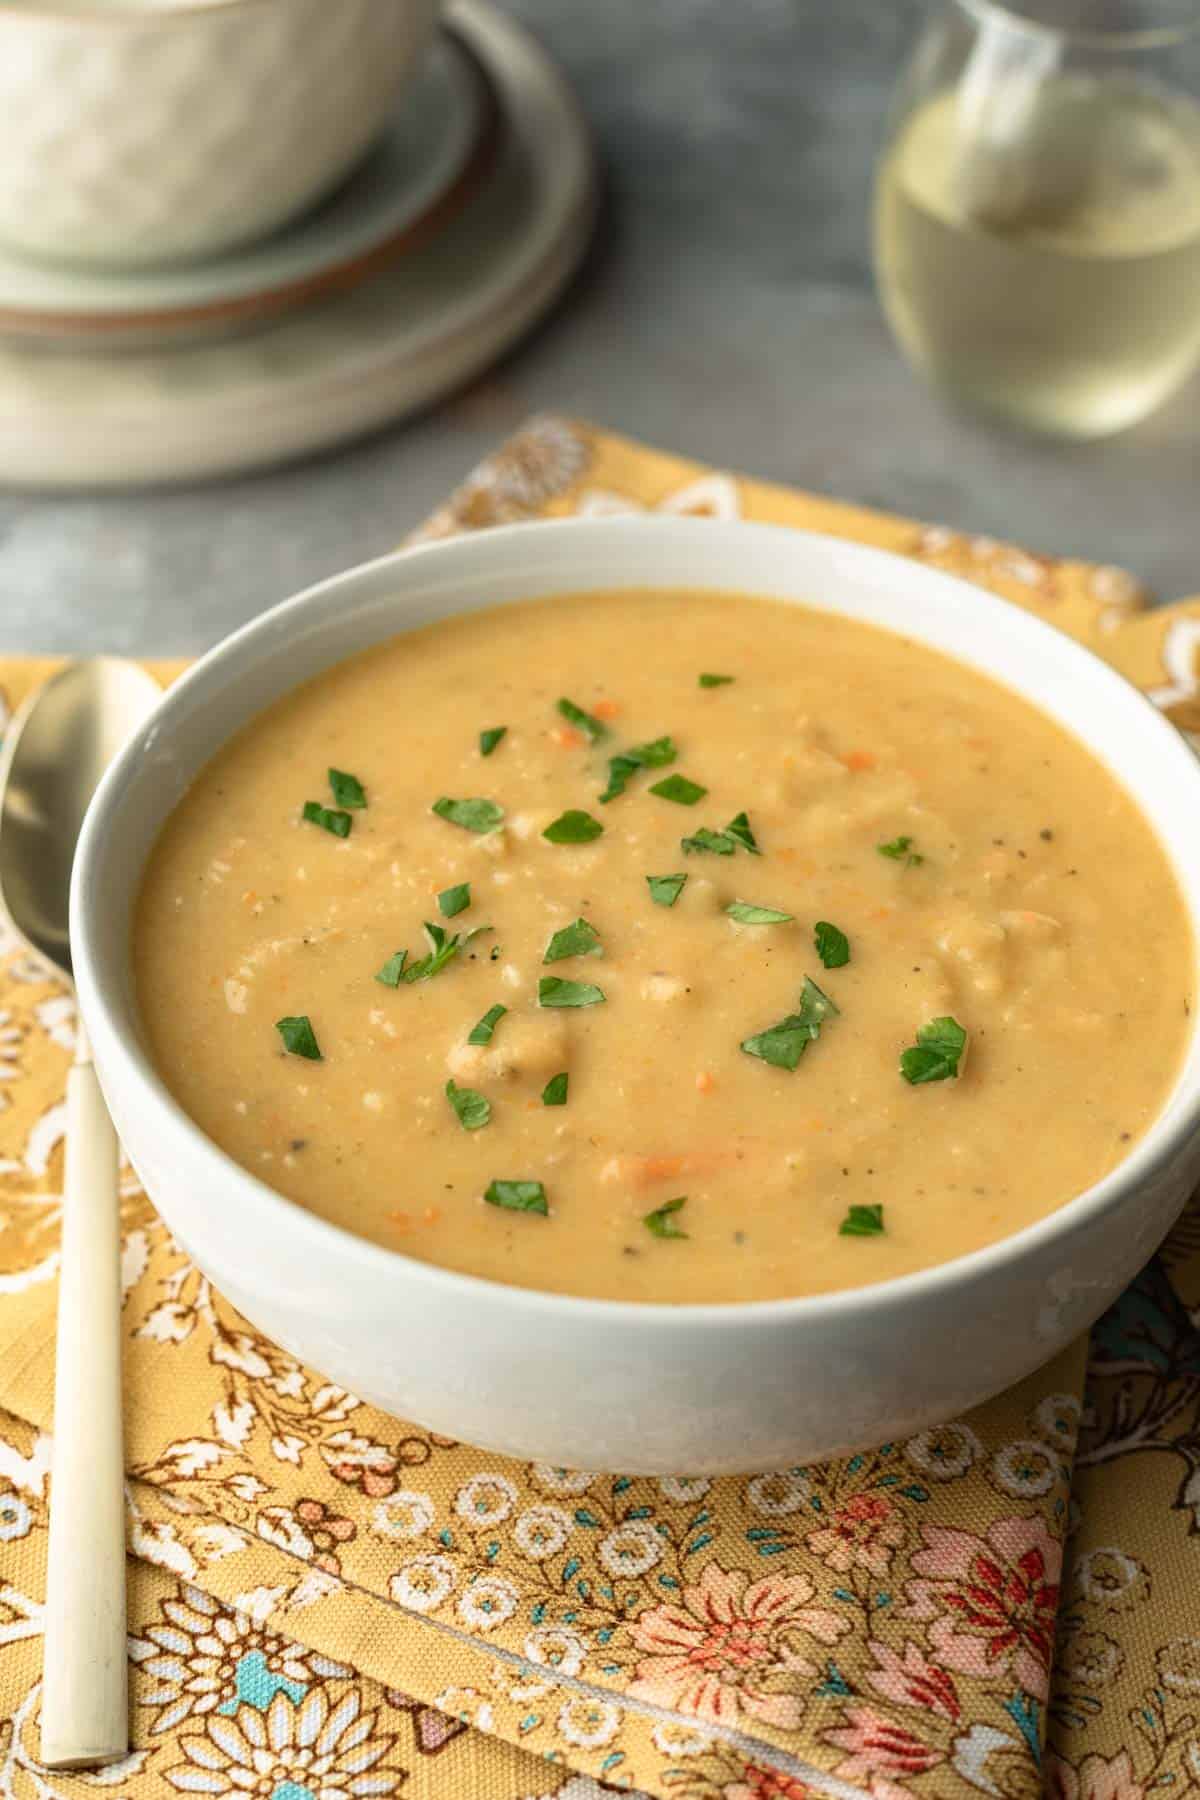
[{"left": 0, "top": 0, "right": 595, "bottom": 487}]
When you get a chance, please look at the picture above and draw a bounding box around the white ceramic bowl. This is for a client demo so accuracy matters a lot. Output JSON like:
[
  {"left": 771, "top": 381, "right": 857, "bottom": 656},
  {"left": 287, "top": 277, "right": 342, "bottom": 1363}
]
[
  {"left": 0, "top": 0, "right": 440, "bottom": 268},
  {"left": 71, "top": 519, "right": 1200, "bottom": 1473}
]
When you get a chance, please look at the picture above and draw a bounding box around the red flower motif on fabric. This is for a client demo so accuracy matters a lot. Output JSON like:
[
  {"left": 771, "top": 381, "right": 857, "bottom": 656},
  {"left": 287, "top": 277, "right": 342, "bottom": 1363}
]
[{"left": 903, "top": 1515, "right": 1061, "bottom": 1700}]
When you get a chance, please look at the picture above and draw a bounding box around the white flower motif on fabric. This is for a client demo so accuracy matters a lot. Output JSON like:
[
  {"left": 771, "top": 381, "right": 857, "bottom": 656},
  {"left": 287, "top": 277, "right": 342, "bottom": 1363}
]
[
  {"left": 163, "top": 1687, "right": 403, "bottom": 1799},
  {"left": 456, "top": 1573, "right": 519, "bottom": 1631},
  {"left": 904, "top": 1421, "right": 982, "bottom": 1481},
  {"left": 658, "top": 1475, "right": 711, "bottom": 1503},
  {"left": 454, "top": 1471, "right": 518, "bottom": 1527},
  {"left": 990, "top": 1439, "right": 1060, "bottom": 1499},
  {"left": 746, "top": 1470, "right": 810, "bottom": 1516},
  {"left": 530, "top": 1463, "right": 597, "bottom": 1495},
  {"left": 650, "top": 1719, "right": 717, "bottom": 1756},
  {"left": 371, "top": 1490, "right": 435, "bottom": 1541},
  {"left": 576, "top": 472, "right": 742, "bottom": 523},
  {"left": 597, "top": 1519, "right": 664, "bottom": 1577},
  {"left": 1149, "top": 616, "right": 1200, "bottom": 716},
  {"left": 512, "top": 1504, "right": 573, "bottom": 1560},
  {"left": 1074, "top": 1545, "right": 1150, "bottom": 1610},
  {"left": 431, "top": 1686, "right": 495, "bottom": 1732},
  {"left": 1029, "top": 1392, "right": 1081, "bottom": 1454},
  {"left": 523, "top": 1624, "right": 588, "bottom": 1678},
  {"left": 388, "top": 1553, "right": 456, "bottom": 1614},
  {"left": 556, "top": 1695, "right": 620, "bottom": 1749}
]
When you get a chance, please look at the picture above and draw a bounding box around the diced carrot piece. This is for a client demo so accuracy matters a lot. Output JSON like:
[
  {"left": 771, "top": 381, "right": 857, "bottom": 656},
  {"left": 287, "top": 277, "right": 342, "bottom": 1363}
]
[
  {"left": 870, "top": 906, "right": 892, "bottom": 921},
  {"left": 841, "top": 750, "right": 877, "bottom": 772},
  {"left": 696, "top": 1071, "right": 715, "bottom": 1094},
  {"left": 422, "top": 1206, "right": 440, "bottom": 1225},
  {"left": 601, "top": 1149, "right": 737, "bottom": 1187},
  {"left": 389, "top": 1210, "right": 413, "bottom": 1232},
  {"left": 592, "top": 698, "right": 621, "bottom": 720},
  {"left": 551, "top": 725, "right": 584, "bottom": 749}
]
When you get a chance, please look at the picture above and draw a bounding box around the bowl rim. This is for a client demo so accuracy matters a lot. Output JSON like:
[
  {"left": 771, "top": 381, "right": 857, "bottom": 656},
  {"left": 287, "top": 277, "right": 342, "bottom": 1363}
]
[
  {"left": 72, "top": 514, "right": 1200, "bottom": 1330},
  {"left": 0, "top": 0, "right": 390, "bottom": 28}
]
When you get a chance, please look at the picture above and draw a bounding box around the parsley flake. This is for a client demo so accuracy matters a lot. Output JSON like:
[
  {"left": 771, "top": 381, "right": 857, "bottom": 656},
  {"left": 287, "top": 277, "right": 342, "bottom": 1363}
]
[
  {"left": 741, "top": 977, "right": 838, "bottom": 1071},
  {"left": 650, "top": 773, "right": 708, "bottom": 806},
  {"left": 681, "top": 811, "right": 761, "bottom": 857},
  {"left": 557, "top": 697, "right": 608, "bottom": 742},
  {"left": 432, "top": 796, "right": 504, "bottom": 834},
  {"left": 375, "top": 950, "right": 408, "bottom": 987},
  {"left": 647, "top": 873, "right": 688, "bottom": 907},
  {"left": 438, "top": 882, "right": 471, "bottom": 918},
  {"left": 543, "top": 810, "right": 604, "bottom": 844},
  {"left": 542, "top": 1072, "right": 569, "bottom": 1106},
  {"left": 839, "top": 1203, "right": 884, "bottom": 1237},
  {"left": 900, "top": 1016, "right": 967, "bottom": 1084},
  {"left": 539, "top": 976, "right": 605, "bottom": 1009},
  {"left": 726, "top": 901, "right": 794, "bottom": 925},
  {"left": 544, "top": 918, "right": 602, "bottom": 962},
  {"left": 814, "top": 920, "right": 850, "bottom": 968},
  {"left": 878, "top": 835, "right": 924, "bottom": 867},
  {"left": 275, "top": 1015, "right": 322, "bottom": 1060},
  {"left": 699, "top": 673, "right": 735, "bottom": 688},
  {"left": 485, "top": 1179, "right": 548, "bottom": 1215},
  {"left": 302, "top": 801, "right": 352, "bottom": 838},
  {"left": 445, "top": 1079, "right": 491, "bottom": 1131},
  {"left": 599, "top": 735, "right": 677, "bottom": 804},
  {"left": 328, "top": 768, "right": 366, "bottom": 809},
  {"left": 468, "top": 1004, "right": 507, "bottom": 1046},
  {"left": 479, "top": 726, "right": 507, "bottom": 757},
  {"left": 644, "top": 1196, "right": 688, "bottom": 1239}
]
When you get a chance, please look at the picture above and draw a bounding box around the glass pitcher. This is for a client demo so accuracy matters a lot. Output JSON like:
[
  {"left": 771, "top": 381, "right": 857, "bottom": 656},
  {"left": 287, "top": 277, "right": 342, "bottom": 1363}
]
[{"left": 873, "top": 0, "right": 1200, "bottom": 438}]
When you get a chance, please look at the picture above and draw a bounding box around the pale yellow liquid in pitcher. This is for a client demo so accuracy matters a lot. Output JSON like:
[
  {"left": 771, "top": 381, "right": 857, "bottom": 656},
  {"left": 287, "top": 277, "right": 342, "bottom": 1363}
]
[{"left": 875, "top": 76, "right": 1200, "bottom": 437}]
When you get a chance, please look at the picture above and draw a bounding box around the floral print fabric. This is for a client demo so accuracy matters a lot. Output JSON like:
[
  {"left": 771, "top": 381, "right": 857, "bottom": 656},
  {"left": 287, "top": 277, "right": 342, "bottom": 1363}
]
[{"left": 1, "top": 418, "right": 1200, "bottom": 1800}]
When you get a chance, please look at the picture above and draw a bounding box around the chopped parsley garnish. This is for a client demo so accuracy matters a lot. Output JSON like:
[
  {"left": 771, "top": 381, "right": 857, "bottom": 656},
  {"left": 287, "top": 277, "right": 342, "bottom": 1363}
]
[
  {"left": 275, "top": 1015, "right": 322, "bottom": 1060},
  {"left": 377, "top": 922, "right": 489, "bottom": 987},
  {"left": 726, "top": 901, "right": 794, "bottom": 925},
  {"left": 468, "top": 1003, "right": 507, "bottom": 1045},
  {"left": 878, "top": 835, "right": 924, "bottom": 867},
  {"left": 814, "top": 920, "right": 850, "bottom": 968},
  {"left": 438, "top": 882, "right": 471, "bottom": 918},
  {"left": 445, "top": 1079, "right": 491, "bottom": 1132},
  {"left": 432, "top": 796, "right": 504, "bottom": 834},
  {"left": 543, "top": 809, "right": 604, "bottom": 844},
  {"left": 557, "top": 697, "right": 608, "bottom": 742},
  {"left": 375, "top": 950, "right": 408, "bottom": 987},
  {"left": 647, "top": 872, "right": 688, "bottom": 907},
  {"left": 740, "top": 977, "right": 838, "bottom": 1071},
  {"left": 302, "top": 800, "right": 352, "bottom": 839},
  {"left": 726, "top": 811, "right": 761, "bottom": 854},
  {"left": 544, "top": 917, "right": 602, "bottom": 962},
  {"left": 681, "top": 826, "right": 736, "bottom": 856},
  {"left": 599, "top": 736, "right": 677, "bottom": 804},
  {"left": 328, "top": 768, "right": 366, "bottom": 809},
  {"left": 479, "top": 726, "right": 507, "bottom": 757},
  {"left": 644, "top": 1196, "right": 688, "bottom": 1239},
  {"left": 539, "top": 976, "right": 606, "bottom": 1009},
  {"left": 900, "top": 1016, "right": 967, "bottom": 1084},
  {"left": 650, "top": 773, "right": 708, "bottom": 806},
  {"left": 542, "top": 1072, "right": 569, "bottom": 1106},
  {"left": 484, "top": 1179, "right": 548, "bottom": 1215},
  {"left": 681, "top": 809, "right": 760, "bottom": 857},
  {"left": 840, "top": 1203, "right": 884, "bottom": 1237},
  {"left": 699, "top": 673, "right": 735, "bottom": 688}
]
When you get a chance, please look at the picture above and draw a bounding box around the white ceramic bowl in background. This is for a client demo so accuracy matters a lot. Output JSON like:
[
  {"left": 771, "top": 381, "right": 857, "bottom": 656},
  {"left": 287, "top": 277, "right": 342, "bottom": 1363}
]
[
  {"left": 0, "top": 0, "right": 441, "bottom": 268},
  {"left": 71, "top": 519, "right": 1200, "bottom": 1473}
]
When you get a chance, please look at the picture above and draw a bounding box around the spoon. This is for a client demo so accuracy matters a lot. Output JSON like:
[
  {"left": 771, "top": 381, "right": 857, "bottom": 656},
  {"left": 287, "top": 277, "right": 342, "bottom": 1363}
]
[{"left": 0, "top": 658, "right": 161, "bottom": 1769}]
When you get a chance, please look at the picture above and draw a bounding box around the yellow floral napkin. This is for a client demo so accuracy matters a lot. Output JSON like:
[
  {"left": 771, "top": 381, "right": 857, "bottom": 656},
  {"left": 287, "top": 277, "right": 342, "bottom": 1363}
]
[{"left": 2, "top": 417, "right": 1200, "bottom": 1800}]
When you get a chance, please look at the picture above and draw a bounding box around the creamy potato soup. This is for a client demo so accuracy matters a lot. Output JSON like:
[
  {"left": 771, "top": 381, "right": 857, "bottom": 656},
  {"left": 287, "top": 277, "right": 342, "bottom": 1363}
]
[{"left": 135, "top": 589, "right": 1192, "bottom": 1303}]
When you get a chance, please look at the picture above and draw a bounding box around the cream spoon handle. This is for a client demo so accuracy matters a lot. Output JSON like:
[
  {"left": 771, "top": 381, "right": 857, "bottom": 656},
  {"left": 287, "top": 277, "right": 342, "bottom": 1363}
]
[{"left": 40, "top": 1029, "right": 128, "bottom": 1769}]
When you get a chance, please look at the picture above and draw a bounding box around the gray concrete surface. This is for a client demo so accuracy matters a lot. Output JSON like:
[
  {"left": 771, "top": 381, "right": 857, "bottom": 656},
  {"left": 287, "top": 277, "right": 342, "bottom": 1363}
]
[{"left": 2, "top": 0, "right": 1198, "bottom": 654}]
